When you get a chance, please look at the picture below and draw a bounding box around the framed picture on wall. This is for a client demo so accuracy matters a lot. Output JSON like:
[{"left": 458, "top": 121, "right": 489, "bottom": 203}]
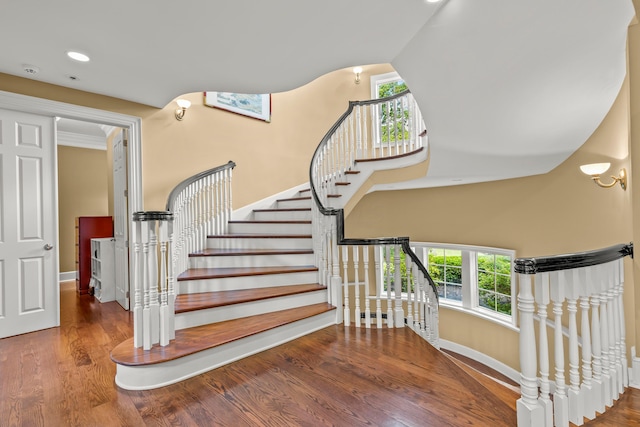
[{"left": 204, "top": 92, "right": 271, "bottom": 122}]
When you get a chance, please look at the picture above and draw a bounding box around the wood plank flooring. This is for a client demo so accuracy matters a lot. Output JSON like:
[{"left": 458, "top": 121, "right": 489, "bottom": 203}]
[{"left": 1, "top": 283, "right": 638, "bottom": 426}]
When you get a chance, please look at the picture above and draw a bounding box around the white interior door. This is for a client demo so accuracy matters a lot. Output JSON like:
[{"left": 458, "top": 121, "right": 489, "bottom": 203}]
[
  {"left": 0, "top": 109, "right": 58, "bottom": 338},
  {"left": 113, "top": 129, "right": 129, "bottom": 309}
]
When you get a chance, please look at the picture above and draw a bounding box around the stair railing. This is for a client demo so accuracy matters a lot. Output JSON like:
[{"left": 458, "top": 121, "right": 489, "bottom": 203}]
[
  {"left": 514, "top": 243, "right": 633, "bottom": 427},
  {"left": 312, "top": 90, "right": 426, "bottom": 208},
  {"left": 130, "top": 160, "right": 236, "bottom": 350},
  {"left": 309, "top": 91, "right": 439, "bottom": 346}
]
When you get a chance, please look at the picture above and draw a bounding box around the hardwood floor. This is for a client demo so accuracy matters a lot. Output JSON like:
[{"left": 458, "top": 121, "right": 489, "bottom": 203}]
[{"left": 1, "top": 284, "right": 638, "bottom": 426}]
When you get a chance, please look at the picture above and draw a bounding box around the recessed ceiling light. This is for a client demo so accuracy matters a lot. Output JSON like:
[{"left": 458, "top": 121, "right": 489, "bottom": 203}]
[
  {"left": 426, "top": 0, "right": 442, "bottom": 3},
  {"left": 66, "top": 51, "right": 90, "bottom": 62},
  {"left": 22, "top": 64, "right": 40, "bottom": 74}
]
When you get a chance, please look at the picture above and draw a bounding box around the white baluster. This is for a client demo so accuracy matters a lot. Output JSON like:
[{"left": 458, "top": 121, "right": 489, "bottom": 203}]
[
  {"left": 386, "top": 245, "right": 394, "bottom": 328},
  {"left": 580, "top": 269, "right": 595, "bottom": 421},
  {"left": 363, "top": 246, "right": 371, "bottom": 328},
  {"left": 551, "top": 270, "right": 568, "bottom": 427},
  {"left": 374, "top": 246, "right": 383, "bottom": 328},
  {"left": 353, "top": 246, "right": 361, "bottom": 327},
  {"left": 394, "top": 244, "right": 403, "bottom": 328},
  {"left": 616, "top": 259, "right": 628, "bottom": 388},
  {"left": 342, "top": 245, "right": 350, "bottom": 326},
  {"left": 590, "top": 279, "right": 605, "bottom": 414},
  {"left": 567, "top": 270, "right": 583, "bottom": 426},
  {"left": 600, "top": 286, "right": 613, "bottom": 407},
  {"left": 405, "top": 250, "right": 414, "bottom": 330},
  {"left": 534, "top": 273, "right": 553, "bottom": 427},
  {"left": 516, "top": 273, "right": 544, "bottom": 427}
]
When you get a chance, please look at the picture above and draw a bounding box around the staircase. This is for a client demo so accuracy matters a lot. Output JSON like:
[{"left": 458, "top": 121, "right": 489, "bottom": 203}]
[{"left": 111, "top": 190, "right": 336, "bottom": 390}]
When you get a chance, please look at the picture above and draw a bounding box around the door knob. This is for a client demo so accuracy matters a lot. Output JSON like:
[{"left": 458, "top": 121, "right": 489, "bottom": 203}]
[{"left": 44, "top": 244, "right": 54, "bottom": 251}]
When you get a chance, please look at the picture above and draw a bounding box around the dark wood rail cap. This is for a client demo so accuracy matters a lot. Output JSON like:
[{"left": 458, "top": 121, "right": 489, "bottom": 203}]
[
  {"left": 133, "top": 211, "right": 174, "bottom": 222},
  {"left": 514, "top": 242, "right": 633, "bottom": 275}
]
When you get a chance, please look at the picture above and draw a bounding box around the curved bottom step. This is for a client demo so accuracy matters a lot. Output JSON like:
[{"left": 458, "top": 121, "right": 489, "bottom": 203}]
[{"left": 111, "top": 304, "right": 336, "bottom": 390}]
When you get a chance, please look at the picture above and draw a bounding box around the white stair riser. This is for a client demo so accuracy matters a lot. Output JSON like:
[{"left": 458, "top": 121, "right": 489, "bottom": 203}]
[
  {"left": 179, "top": 271, "right": 318, "bottom": 294},
  {"left": 175, "top": 290, "right": 328, "bottom": 329},
  {"left": 190, "top": 252, "right": 315, "bottom": 269},
  {"left": 276, "top": 199, "right": 312, "bottom": 209},
  {"left": 207, "top": 236, "right": 312, "bottom": 250},
  {"left": 252, "top": 210, "right": 312, "bottom": 221},
  {"left": 114, "top": 310, "right": 336, "bottom": 390},
  {"left": 228, "top": 222, "right": 311, "bottom": 235}
]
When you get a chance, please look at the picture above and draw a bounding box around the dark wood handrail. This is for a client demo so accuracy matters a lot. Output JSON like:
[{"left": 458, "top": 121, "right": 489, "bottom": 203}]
[
  {"left": 514, "top": 242, "right": 633, "bottom": 275},
  {"left": 308, "top": 91, "right": 438, "bottom": 300},
  {"left": 166, "top": 160, "right": 236, "bottom": 211}
]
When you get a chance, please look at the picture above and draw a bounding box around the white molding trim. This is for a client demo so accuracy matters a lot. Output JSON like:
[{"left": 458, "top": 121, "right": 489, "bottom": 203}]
[
  {"left": 439, "top": 338, "right": 521, "bottom": 384},
  {"left": 630, "top": 346, "right": 640, "bottom": 390},
  {"left": 57, "top": 130, "right": 107, "bottom": 150},
  {"left": 59, "top": 271, "right": 76, "bottom": 282},
  {"left": 0, "top": 89, "right": 144, "bottom": 313},
  {"left": 231, "top": 182, "right": 310, "bottom": 220}
]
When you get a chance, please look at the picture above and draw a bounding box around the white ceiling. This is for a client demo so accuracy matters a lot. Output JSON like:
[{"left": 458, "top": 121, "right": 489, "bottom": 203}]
[{"left": 0, "top": 0, "right": 635, "bottom": 188}]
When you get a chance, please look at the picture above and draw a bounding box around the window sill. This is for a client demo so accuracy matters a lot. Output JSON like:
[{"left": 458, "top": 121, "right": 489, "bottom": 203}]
[{"left": 439, "top": 300, "right": 519, "bottom": 332}]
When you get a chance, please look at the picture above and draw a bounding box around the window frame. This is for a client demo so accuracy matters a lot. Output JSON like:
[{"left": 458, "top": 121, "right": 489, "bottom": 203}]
[
  {"left": 370, "top": 72, "right": 407, "bottom": 147},
  {"left": 379, "top": 242, "right": 518, "bottom": 329}
]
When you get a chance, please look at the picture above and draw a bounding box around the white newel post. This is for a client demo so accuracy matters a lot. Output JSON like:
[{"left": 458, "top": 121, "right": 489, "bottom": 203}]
[
  {"left": 148, "top": 220, "right": 160, "bottom": 346},
  {"left": 141, "top": 219, "right": 152, "bottom": 350},
  {"left": 516, "top": 273, "right": 544, "bottom": 427},
  {"left": 534, "top": 273, "right": 553, "bottom": 427}
]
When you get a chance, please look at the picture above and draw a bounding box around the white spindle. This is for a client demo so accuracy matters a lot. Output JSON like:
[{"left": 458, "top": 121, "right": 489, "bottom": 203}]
[
  {"left": 551, "top": 271, "right": 568, "bottom": 427},
  {"left": 405, "top": 251, "right": 414, "bottom": 329},
  {"left": 363, "top": 246, "right": 371, "bottom": 328},
  {"left": 132, "top": 218, "right": 143, "bottom": 348},
  {"left": 566, "top": 270, "right": 583, "bottom": 426},
  {"left": 385, "top": 245, "right": 394, "bottom": 328},
  {"left": 342, "top": 245, "right": 350, "bottom": 326},
  {"left": 374, "top": 246, "right": 383, "bottom": 328},
  {"left": 394, "top": 244, "right": 403, "bottom": 328},
  {"left": 353, "top": 246, "right": 361, "bottom": 327}
]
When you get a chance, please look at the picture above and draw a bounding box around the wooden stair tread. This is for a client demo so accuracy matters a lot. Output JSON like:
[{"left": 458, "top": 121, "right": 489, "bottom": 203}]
[
  {"left": 335, "top": 182, "right": 351, "bottom": 185},
  {"left": 190, "top": 248, "right": 314, "bottom": 257},
  {"left": 110, "top": 303, "right": 336, "bottom": 366},
  {"left": 344, "top": 170, "right": 360, "bottom": 174},
  {"left": 175, "top": 283, "right": 327, "bottom": 313},
  {"left": 228, "top": 220, "right": 311, "bottom": 224},
  {"left": 177, "top": 265, "right": 318, "bottom": 281}
]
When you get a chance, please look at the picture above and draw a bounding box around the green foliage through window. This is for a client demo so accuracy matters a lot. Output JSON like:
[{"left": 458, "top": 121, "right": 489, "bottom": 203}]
[{"left": 377, "top": 80, "right": 410, "bottom": 144}]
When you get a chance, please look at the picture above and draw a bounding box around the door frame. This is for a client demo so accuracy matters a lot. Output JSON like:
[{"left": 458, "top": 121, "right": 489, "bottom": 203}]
[{"left": 0, "top": 90, "right": 143, "bottom": 311}]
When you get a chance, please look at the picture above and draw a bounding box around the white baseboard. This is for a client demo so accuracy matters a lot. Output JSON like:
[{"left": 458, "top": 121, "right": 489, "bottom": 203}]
[
  {"left": 630, "top": 346, "right": 640, "bottom": 390},
  {"left": 60, "top": 271, "right": 76, "bottom": 282},
  {"left": 439, "top": 339, "right": 521, "bottom": 384}
]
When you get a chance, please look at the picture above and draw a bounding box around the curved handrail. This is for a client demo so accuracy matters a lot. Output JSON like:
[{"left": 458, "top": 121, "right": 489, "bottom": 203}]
[
  {"left": 514, "top": 242, "right": 633, "bottom": 275},
  {"left": 166, "top": 160, "right": 236, "bottom": 211},
  {"left": 309, "top": 90, "right": 438, "bottom": 300}
]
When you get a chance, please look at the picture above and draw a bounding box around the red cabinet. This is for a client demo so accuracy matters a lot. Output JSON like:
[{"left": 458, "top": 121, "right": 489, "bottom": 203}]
[{"left": 75, "top": 216, "right": 113, "bottom": 295}]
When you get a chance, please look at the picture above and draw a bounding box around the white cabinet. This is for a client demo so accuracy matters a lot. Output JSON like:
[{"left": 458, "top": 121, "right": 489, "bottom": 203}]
[{"left": 90, "top": 238, "right": 116, "bottom": 303}]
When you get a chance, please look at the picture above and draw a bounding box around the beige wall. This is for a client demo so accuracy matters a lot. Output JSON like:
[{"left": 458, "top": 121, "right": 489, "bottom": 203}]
[
  {"left": 345, "top": 74, "right": 634, "bottom": 369},
  {"left": 57, "top": 146, "right": 110, "bottom": 272}
]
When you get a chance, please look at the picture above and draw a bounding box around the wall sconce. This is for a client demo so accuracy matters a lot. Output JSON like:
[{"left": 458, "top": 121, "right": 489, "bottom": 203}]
[
  {"left": 353, "top": 66, "right": 363, "bottom": 84},
  {"left": 579, "top": 162, "right": 627, "bottom": 190},
  {"left": 175, "top": 99, "right": 191, "bottom": 121}
]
